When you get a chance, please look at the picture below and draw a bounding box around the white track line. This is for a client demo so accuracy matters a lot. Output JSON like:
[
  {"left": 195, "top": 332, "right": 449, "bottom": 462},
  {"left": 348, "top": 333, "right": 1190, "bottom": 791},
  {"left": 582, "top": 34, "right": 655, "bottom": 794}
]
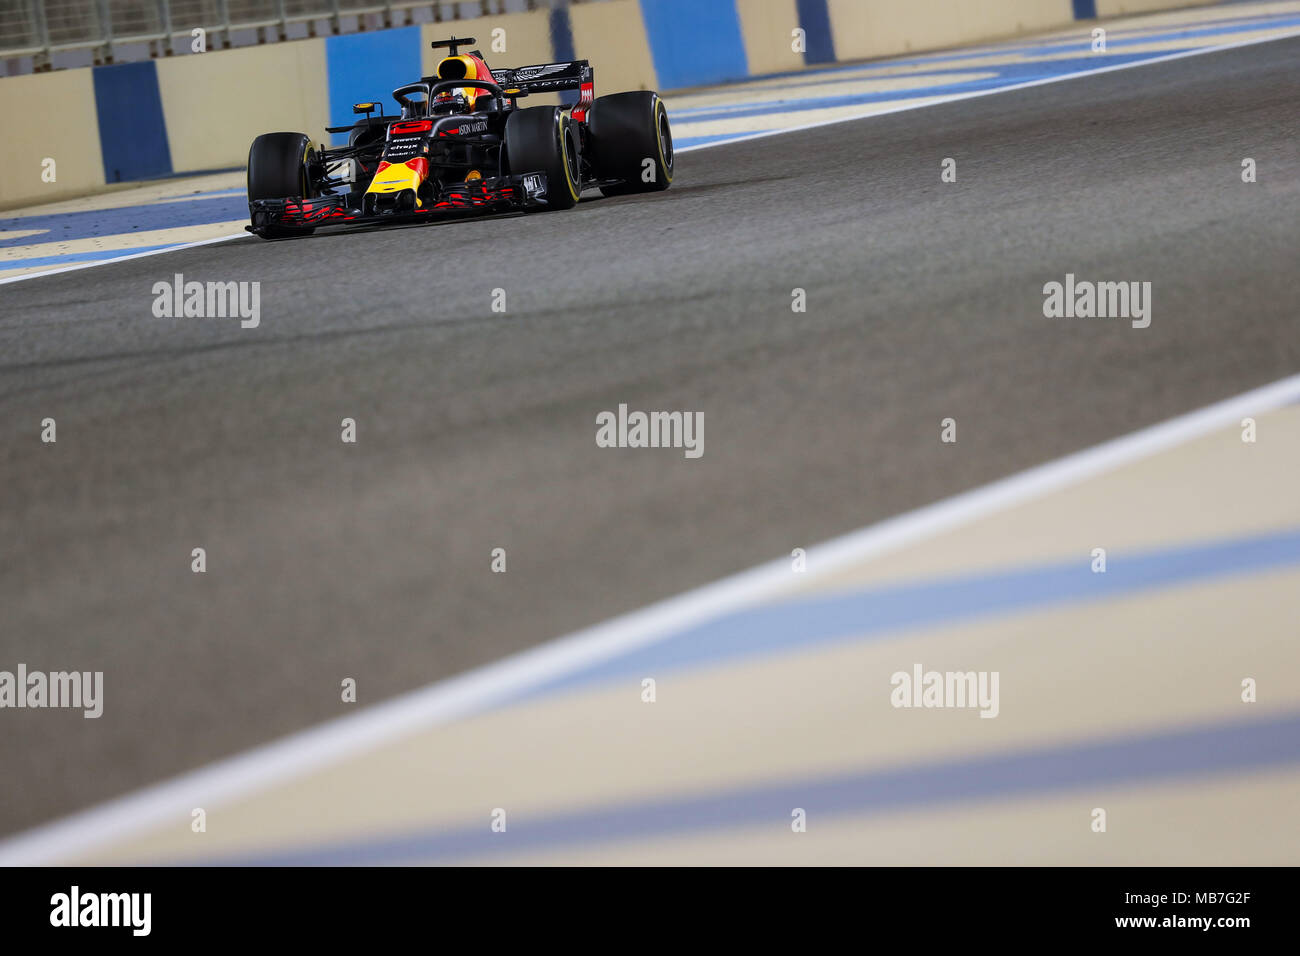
[
  {"left": 4, "top": 27, "right": 1298, "bottom": 286},
  {"left": 2, "top": 371, "right": 1298, "bottom": 866}
]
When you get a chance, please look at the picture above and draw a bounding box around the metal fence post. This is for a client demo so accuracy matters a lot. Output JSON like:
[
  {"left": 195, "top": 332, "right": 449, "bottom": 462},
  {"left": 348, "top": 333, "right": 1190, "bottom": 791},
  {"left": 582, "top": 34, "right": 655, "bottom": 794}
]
[
  {"left": 29, "top": 0, "right": 52, "bottom": 71},
  {"left": 158, "top": 0, "right": 175, "bottom": 56},
  {"left": 95, "top": 0, "right": 115, "bottom": 64},
  {"left": 217, "top": 0, "right": 232, "bottom": 48}
]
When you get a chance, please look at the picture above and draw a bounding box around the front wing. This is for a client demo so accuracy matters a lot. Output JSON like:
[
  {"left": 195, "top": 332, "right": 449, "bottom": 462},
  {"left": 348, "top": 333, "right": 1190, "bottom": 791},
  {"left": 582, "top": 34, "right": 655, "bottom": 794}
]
[{"left": 246, "top": 172, "right": 549, "bottom": 235}]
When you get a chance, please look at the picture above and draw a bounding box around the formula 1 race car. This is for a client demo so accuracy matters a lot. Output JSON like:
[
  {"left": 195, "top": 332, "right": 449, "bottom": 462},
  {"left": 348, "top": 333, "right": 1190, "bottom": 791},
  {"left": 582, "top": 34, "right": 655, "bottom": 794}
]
[{"left": 246, "top": 35, "right": 674, "bottom": 239}]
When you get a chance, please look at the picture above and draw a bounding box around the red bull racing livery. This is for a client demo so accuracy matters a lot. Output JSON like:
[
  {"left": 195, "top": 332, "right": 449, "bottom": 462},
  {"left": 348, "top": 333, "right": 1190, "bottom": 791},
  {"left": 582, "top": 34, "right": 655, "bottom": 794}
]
[{"left": 246, "top": 36, "right": 674, "bottom": 239}]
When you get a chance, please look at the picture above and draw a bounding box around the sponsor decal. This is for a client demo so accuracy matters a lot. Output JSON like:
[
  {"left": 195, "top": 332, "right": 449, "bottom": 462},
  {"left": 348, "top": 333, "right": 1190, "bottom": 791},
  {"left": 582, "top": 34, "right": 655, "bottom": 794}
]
[{"left": 512, "top": 64, "right": 568, "bottom": 80}]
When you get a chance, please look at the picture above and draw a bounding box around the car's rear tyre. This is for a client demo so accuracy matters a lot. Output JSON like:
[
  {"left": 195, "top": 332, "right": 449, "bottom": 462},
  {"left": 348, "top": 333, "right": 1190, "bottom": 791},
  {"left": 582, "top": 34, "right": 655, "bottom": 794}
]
[
  {"left": 504, "top": 106, "right": 581, "bottom": 211},
  {"left": 588, "top": 91, "right": 673, "bottom": 197},
  {"left": 247, "top": 132, "right": 317, "bottom": 239}
]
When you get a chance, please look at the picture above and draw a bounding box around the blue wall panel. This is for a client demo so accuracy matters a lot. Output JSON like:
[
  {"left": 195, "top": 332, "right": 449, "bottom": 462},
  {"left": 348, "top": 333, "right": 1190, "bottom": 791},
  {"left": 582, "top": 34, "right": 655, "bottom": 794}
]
[
  {"left": 92, "top": 61, "right": 172, "bottom": 182},
  {"left": 326, "top": 26, "right": 423, "bottom": 145},
  {"left": 638, "top": 0, "right": 749, "bottom": 90},
  {"left": 549, "top": 5, "right": 579, "bottom": 107},
  {"left": 1073, "top": 0, "right": 1098, "bottom": 19},
  {"left": 796, "top": 0, "right": 837, "bottom": 65},
  {"left": 549, "top": 3, "right": 576, "bottom": 61}
]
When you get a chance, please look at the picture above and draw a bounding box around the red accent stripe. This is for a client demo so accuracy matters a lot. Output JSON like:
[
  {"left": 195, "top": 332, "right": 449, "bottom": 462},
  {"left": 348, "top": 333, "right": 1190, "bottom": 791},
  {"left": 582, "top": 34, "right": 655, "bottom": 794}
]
[
  {"left": 572, "top": 81, "right": 595, "bottom": 123},
  {"left": 389, "top": 120, "right": 433, "bottom": 135}
]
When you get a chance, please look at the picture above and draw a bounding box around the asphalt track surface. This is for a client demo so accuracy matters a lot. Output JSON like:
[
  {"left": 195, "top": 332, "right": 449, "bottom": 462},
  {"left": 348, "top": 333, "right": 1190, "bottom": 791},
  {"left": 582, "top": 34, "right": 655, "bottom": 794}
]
[{"left": 1, "top": 37, "right": 1297, "bottom": 838}]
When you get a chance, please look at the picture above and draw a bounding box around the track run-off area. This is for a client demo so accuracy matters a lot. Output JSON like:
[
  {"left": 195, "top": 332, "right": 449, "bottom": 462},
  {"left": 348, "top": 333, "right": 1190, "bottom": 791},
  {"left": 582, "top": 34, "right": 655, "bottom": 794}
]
[{"left": 1, "top": 6, "right": 1298, "bottom": 862}]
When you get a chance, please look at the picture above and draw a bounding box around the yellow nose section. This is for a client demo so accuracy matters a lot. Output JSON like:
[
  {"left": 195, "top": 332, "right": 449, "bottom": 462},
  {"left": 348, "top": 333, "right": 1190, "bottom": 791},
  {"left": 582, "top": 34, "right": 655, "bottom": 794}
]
[{"left": 365, "top": 160, "right": 428, "bottom": 205}]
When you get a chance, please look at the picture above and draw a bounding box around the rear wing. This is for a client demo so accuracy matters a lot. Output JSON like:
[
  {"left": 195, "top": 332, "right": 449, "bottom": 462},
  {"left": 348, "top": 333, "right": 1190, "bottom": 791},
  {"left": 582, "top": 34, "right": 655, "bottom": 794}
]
[
  {"left": 494, "top": 60, "right": 592, "bottom": 94},
  {"left": 494, "top": 60, "right": 595, "bottom": 120}
]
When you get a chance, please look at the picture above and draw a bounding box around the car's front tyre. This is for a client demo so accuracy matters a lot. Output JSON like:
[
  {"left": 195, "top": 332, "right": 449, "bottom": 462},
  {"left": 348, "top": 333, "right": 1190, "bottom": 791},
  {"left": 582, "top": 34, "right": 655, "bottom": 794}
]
[
  {"left": 504, "top": 106, "right": 581, "bottom": 211},
  {"left": 247, "top": 132, "right": 317, "bottom": 239}
]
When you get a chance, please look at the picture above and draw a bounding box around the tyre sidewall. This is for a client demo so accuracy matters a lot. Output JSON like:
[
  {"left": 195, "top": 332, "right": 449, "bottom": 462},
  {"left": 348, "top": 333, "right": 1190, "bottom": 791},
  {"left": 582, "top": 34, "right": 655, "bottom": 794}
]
[
  {"left": 504, "top": 106, "right": 581, "bottom": 210},
  {"left": 589, "top": 92, "right": 673, "bottom": 195},
  {"left": 247, "top": 132, "right": 317, "bottom": 238}
]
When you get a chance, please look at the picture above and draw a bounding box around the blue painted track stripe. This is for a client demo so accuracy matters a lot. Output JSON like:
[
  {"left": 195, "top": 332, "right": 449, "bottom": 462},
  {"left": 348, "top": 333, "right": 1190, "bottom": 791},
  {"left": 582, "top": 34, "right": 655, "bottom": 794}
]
[
  {"left": 796, "top": 0, "right": 836, "bottom": 65},
  {"left": 200, "top": 711, "right": 1300, "bottom": 865},
  {"left": 668, "top": 49, "right": 1254, "bottom": 126},
  {"left": 530, "top": 527, "right": 1300, "bottom": 699},
  {"left": 0, "top": 195, "right": 248, "bottom": 248},
  {"left": 709, "top": 11, "right": 1300, "bottom": 87},
  {"left": 92, "top": 61, "right": 172, "bottom": 182},
  {"left": 1, "top": 245, "right": 178, "bottom": 270}
]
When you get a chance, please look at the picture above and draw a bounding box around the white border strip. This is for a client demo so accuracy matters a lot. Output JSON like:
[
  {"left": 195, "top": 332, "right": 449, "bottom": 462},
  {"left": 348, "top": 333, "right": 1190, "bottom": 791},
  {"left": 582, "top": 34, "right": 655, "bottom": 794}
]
[
  {"left": 2, "top": 371, "right": 1299, "bottom": 865},
  {"left": 4, "top": 27, "right": 1298, "bottom": 286}
]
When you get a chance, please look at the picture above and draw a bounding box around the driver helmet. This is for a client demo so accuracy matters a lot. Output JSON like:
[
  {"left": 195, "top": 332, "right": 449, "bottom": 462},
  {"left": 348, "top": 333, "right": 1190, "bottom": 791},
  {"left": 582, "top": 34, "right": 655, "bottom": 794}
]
[{"left": 432, "top": 90, "right": 471, "bottom": 115}]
